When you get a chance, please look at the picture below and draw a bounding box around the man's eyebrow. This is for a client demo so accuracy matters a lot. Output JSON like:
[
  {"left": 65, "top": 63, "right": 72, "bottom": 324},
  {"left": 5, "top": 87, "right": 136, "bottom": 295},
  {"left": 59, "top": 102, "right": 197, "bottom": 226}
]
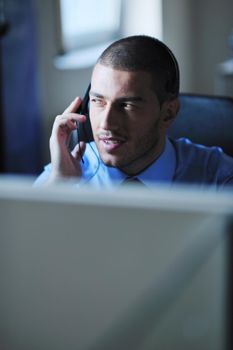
[
  {"left": 89, "top": 91, "right": 104, "bottom": 98},
  {"left": 90, "top": 91, "right": 144, "bottom": 103},
  {"left": 117, "top": 96, "right": 144, "bottom": 103}
]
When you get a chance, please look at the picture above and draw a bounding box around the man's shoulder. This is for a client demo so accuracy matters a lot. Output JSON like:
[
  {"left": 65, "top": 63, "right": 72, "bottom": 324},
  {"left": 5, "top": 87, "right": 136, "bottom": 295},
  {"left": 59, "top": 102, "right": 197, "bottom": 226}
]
[
  {"left": 170, "top": 137, "right": 233, "bottom": 186},
  {"left": 171, "top": 137, "right": 229, "bottom": 160}
]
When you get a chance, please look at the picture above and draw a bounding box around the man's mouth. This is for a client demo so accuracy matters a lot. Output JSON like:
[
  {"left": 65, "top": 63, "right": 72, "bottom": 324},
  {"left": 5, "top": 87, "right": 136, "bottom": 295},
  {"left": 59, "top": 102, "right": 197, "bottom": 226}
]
[
  {"left": 98, "top": 135, "right": 126, "bottom": 151},
  {"left": 101, "top": 138, "right": 123, "bottom": 144}
]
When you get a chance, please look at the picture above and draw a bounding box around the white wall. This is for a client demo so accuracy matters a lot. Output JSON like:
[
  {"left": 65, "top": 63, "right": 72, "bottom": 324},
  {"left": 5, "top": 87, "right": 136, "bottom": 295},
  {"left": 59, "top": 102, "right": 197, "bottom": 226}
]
[
  {"left": 122, "top": 0, "right": 163, "bottom": 38},
  {"left": 163, "top": 0, "right": 233, "bottom": 94},
  {"left": 191, "top": 0, "right": 233, "bottom": 94},
  {"left": 163, "top": 0, "right": 195, "bottom": 92}
]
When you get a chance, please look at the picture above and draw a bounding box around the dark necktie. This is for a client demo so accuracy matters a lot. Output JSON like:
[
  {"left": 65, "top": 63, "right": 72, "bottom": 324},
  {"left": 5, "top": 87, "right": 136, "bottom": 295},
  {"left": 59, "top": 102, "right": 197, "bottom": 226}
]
[{"left": 121, "top": 177, "right": 145, "bottom": 187}]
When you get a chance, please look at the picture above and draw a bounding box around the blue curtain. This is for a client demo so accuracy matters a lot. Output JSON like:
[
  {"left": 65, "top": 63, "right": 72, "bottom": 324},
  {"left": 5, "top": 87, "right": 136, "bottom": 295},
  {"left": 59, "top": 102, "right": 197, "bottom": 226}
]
[{"left": 1, "top": 0, "right": 42, "bottom": 175}]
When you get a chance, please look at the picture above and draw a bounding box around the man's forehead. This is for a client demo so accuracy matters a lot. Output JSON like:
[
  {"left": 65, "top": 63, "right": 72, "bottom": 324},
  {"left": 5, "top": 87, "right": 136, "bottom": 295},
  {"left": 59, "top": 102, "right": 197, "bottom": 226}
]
[
  {"left": 91, "top": 63, "right": 154, "bottom": 94},
  {"left": 92, "top": 63, "right": 151, "bottom": 78}
]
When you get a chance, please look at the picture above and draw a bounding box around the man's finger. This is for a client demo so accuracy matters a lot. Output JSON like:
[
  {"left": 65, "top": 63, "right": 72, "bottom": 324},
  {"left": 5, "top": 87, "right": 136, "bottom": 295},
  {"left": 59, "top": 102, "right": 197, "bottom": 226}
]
[
  {"left": 71, "top": 142, "right": 86, "bottom": 160},
  {"left": 54, "top": 113, "right": 86, "bottom": 128}
]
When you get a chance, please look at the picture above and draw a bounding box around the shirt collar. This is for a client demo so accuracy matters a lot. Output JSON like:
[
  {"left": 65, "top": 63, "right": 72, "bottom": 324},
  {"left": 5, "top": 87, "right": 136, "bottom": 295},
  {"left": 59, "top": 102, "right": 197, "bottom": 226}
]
[{"left": 136, "top": 137, "right": 176, "bottom": 187}]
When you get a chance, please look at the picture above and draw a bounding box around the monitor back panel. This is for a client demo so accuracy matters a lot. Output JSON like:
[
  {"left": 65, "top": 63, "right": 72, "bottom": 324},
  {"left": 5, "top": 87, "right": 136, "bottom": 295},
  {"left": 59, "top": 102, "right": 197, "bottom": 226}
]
[{"left": 0, "top": 184, "right": 231, "bottom": 350}]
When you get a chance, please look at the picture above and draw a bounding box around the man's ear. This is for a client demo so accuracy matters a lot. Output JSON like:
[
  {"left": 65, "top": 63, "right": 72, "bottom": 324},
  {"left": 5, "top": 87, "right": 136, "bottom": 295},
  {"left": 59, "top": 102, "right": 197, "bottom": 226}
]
[{"left": 162, "top": 98, "right": 180, "bottom": 128}]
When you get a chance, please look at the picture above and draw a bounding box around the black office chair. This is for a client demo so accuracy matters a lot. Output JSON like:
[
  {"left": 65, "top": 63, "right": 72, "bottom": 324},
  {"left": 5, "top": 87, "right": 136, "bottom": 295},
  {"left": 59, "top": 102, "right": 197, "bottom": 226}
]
[
  {"left": 168, "top": 93, "right": 233, "bottom": 158},
  {"left": 78, "top": 93, "right": 233, "bottom": 158}
]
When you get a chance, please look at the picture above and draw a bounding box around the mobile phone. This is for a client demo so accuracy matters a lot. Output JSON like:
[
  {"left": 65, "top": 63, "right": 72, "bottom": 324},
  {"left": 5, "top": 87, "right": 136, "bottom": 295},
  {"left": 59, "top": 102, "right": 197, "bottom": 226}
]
[{"left": 76, "top": 83, "right": 93, "bottom": 143}]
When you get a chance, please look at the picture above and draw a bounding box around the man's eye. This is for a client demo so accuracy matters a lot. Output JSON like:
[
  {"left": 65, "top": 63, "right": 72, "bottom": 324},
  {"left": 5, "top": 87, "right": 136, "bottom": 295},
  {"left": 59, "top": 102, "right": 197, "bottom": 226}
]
[
  {"left": 121, "top": 102, "right": 136, "bottom": 110},
  {"left": 91, "top": 98, "right": 105, "bottom": 107}
]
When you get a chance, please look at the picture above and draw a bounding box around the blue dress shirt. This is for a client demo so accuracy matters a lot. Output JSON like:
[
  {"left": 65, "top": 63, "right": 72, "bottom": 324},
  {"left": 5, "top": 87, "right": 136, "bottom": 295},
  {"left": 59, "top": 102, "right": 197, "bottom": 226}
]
[{"left": 35, "top": 138, "right": 233, "bottom": 189}]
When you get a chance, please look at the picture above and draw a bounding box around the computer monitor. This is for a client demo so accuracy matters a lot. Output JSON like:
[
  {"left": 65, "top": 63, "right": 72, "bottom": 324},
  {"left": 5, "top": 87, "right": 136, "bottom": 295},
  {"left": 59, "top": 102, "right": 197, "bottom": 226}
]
[{"left": 0, "top": 178, "right": 232, "bottom": 350}]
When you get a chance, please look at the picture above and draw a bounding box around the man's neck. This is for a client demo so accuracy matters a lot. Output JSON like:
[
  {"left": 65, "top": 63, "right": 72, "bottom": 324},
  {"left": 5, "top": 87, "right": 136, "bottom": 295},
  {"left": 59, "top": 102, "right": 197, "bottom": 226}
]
[{"left": 119, "top": 137, "right": 166, "bottom": 176}]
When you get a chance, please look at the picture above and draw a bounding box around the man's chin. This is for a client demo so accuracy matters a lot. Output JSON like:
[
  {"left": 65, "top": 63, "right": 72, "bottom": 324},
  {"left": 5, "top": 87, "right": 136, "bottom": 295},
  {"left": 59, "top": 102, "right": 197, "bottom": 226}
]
[{"left": 99, "top": 153, "right": 125, "bottom": 169}]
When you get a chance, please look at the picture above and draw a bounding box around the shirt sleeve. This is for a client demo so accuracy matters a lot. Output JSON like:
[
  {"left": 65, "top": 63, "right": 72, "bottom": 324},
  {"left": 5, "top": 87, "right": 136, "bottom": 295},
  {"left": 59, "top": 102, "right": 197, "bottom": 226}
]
[{"left": 33, "top": 164, "right": 52, "bottom": 186}]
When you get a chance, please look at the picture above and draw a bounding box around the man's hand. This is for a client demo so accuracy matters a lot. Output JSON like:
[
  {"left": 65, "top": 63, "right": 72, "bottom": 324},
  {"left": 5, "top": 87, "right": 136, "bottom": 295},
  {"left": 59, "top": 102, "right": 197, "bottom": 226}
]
[{"left": 48, "top": 97, "right": 87, "bottom": 182}]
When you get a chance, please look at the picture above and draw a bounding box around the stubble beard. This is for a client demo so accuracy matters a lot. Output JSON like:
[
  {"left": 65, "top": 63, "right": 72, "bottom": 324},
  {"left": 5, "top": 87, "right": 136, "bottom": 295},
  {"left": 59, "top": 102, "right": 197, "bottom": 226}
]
[{"left": 96, "top": 119, "right": 164, "bottom": 175}]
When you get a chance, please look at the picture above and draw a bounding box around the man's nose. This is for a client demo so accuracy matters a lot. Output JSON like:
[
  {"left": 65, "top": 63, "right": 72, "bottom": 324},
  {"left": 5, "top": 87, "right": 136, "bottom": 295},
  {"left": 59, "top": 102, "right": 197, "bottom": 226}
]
[{"left": 99, "top": 104, "right": 117, "bottom": 130}]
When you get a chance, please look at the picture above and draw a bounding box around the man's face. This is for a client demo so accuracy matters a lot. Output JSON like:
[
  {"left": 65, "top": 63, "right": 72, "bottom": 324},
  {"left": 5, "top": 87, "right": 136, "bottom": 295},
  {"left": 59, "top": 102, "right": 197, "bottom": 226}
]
[{"left": 89, "top": 63, "right": 169, "bottom": 175}]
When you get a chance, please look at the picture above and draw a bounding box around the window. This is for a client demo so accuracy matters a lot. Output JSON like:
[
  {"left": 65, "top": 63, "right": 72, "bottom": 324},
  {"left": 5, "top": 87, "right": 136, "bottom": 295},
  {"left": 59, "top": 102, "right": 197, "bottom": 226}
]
[{"left": 57, "top": 0, "right": 122, "bottom": 54}]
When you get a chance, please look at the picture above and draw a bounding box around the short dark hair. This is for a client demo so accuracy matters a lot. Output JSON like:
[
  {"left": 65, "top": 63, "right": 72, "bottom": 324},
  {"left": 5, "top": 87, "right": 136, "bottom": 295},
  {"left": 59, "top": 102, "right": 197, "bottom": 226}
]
[{"left": 97, "top": 35, "right": 180, "bottom": 104}]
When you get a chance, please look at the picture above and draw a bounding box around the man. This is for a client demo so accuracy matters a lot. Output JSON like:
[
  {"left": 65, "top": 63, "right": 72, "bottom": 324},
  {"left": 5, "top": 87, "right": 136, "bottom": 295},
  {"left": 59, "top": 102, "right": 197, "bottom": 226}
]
[{"left": 36, "top": 35, "right": 233, "bottom": 188}]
